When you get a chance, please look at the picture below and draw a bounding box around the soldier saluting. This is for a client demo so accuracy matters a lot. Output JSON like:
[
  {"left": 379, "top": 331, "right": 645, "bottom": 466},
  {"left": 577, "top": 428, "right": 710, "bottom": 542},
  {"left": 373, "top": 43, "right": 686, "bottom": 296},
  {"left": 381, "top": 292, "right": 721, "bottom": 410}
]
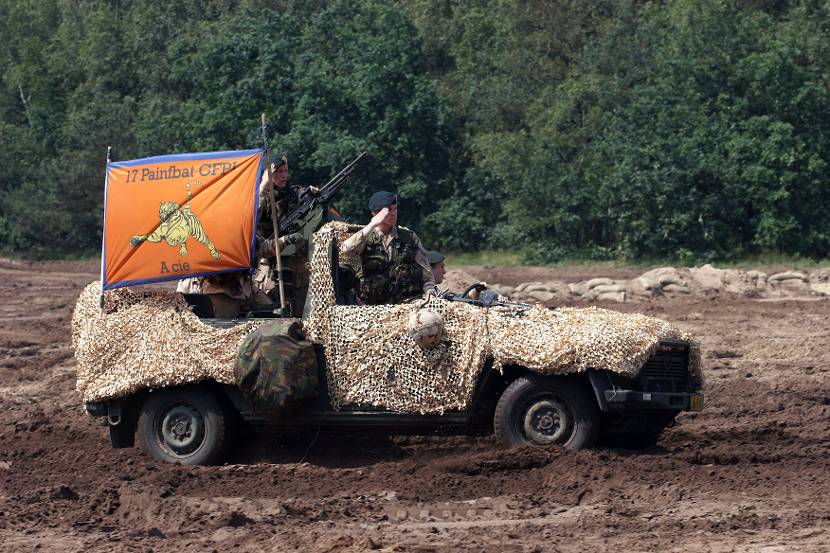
[
  {"left": 257, "top": 154, "right": 319, "bottom": 221},
  {"left": 341, "top": 191, "right": 435, "bottom": 305}
]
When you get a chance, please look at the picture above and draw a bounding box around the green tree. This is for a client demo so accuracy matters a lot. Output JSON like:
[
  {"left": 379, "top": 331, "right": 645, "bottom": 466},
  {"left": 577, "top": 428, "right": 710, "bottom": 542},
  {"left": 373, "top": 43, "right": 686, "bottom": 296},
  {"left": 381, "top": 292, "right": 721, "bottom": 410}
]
[{"left": 276, "top": 0, "right": 457, "bottom": 239}]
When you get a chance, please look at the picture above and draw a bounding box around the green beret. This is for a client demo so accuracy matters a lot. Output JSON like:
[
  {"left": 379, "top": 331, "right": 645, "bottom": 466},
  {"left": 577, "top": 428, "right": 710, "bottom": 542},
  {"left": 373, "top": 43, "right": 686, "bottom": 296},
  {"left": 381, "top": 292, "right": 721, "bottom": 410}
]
[
  {"left": 426, "top": 250, "right": 445, "bottom": 266},
  {"left": 368, "top": 191, "right": 397, "bottom": 212}
]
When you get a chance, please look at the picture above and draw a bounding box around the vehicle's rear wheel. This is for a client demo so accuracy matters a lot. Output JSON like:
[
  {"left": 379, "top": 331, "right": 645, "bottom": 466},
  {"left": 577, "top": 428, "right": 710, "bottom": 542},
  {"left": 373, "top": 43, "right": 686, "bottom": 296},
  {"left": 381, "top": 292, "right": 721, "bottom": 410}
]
[
  {"left": 137, "top": 386, "right": 231, "bottom": 465},
  {"left": 494, "top": 374, "right": 599, "bottom": 450}
]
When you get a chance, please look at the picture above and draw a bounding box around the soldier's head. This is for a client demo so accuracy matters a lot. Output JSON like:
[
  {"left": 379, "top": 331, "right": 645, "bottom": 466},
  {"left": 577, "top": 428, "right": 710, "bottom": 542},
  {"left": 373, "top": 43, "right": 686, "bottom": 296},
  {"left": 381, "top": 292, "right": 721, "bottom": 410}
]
[
  {"left": 427, "top": 250, "right": 445, "bottom": 285},
  {"left": 270, "top": 154, "right": 289, "bottom": 188},
  {"left": 369, "top": 191, "right": 398, "bottom": 229}
]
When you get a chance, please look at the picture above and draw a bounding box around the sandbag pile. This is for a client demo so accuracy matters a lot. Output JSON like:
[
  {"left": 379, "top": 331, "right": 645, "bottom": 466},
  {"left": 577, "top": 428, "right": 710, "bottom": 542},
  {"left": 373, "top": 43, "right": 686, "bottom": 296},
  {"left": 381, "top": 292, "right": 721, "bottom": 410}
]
[{"left": 490, "top": 264, "right": 830, "bottom": 304}]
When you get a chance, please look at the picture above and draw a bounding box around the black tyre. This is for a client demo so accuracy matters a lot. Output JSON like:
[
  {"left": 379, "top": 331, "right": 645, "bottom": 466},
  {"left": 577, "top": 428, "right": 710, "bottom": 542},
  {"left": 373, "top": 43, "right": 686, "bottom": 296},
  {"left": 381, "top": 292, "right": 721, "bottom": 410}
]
[
  {"left": 137, "top": 386, "right": 231, "bottom": 465},
  {"left": 494, "top": 374, "right": 599, "bottom": 450}
]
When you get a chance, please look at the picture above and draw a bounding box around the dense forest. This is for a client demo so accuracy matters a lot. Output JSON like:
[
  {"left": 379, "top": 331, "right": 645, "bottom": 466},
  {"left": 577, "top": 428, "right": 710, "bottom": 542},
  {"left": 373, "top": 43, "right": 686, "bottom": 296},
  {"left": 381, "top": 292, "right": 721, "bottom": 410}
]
[{"left": 1, "top": 0, "right": 829, "bottom": 261}]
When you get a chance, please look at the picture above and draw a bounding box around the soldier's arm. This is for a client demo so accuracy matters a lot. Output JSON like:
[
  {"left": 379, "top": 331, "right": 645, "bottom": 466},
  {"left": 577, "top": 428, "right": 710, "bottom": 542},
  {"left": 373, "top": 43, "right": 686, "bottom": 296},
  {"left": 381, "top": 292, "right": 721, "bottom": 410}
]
[
  {"left": 411, "top": 232, "right": 436, "bottom": 292},
  {"left": 255, "top": 236, "right": 276, "bottom": 258},
  {"left": 341, "top": 229, "right": 369, "bottom": 255},
  {"left": 259, "top": 167, "right": 270, "bottom": 187},
  {"left": 294, "top": 185, "right": 316, "bottom": 201},
  {"left": 257, "top": 169, "right": 281, "bottom": 215},
  {"left": 255, "top": 233, "right": 305, "bottom": 259},
  {"left": 258, "top": 169, "right": 271, "bottom": 208},
  {"left": 342, "top": 208, "right": 389, "bottom": 255}
]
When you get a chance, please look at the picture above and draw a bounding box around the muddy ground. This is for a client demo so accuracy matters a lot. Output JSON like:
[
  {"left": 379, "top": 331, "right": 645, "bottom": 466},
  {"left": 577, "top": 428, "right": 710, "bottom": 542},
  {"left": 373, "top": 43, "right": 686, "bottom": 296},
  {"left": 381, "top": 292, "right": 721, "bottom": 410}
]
[{"left": 1, "top": 258, "right": 829, "bottom": 552}]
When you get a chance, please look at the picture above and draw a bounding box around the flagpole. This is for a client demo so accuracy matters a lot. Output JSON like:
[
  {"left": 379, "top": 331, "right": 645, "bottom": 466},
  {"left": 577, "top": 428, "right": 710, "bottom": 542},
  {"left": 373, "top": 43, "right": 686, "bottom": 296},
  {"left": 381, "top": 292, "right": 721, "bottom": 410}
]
[
  {"left": 99, "top": 146, "right": 112, "bottom": 309},
  {"left": 260, "top": 114, "right": 287, "bottom": 317}
]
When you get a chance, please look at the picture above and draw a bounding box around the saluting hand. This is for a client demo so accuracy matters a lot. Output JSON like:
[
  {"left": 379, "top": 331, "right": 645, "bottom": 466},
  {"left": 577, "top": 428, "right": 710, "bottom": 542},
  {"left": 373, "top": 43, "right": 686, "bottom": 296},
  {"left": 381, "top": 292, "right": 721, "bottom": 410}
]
[{"left": 369, "top": 207, "right": 389, "bottom": 229}]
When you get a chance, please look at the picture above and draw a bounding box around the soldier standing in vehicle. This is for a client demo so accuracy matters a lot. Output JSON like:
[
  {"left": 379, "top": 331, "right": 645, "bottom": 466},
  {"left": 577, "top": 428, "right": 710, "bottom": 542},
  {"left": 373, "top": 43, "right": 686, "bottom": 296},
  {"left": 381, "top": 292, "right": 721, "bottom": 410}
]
[
  {"left": 176, "top": 155, "right": 309, "bottom": 317},
  {"left": 257, "top": 155, "right": 319, "bottom": 224},
  {"left": 341, "top": 191, "right": 435, "bottom": 304},
  {"left": 252, "top": 154, "right": 317, "bottom": 299}
]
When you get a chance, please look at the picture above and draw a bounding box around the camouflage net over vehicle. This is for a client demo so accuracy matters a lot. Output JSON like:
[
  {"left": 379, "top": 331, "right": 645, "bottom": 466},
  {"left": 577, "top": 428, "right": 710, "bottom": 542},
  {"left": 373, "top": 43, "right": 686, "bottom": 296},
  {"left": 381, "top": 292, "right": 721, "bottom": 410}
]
[
  {"left": 71, "top": 223, "right": 702, "bottom": 411},
  {"left": 72, "top": 283, "right": 260, "bottom": 402},
  {"left": 305, "top": 222, "right": 702, "bottom": 414}
]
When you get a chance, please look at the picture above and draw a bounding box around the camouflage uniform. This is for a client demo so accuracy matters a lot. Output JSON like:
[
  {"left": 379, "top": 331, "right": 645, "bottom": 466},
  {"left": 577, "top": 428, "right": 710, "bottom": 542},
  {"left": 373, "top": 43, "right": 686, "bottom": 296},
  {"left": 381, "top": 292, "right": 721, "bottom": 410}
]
[
  {"left": 176, "top": 237, "right": 277, "bottom": 318},
  {"left": 257, "top": 183, "right": 312, "bottom": 233},
  {"left": 253, "top": 179, "right": 313, "bottom": 298},
  {"left": 235, "top": 319, "right": 318, "bottom": 415},
  {"left": 175, "top": 177, "right": 310, "bottom": 317},
  {"left": 342, "top": 226, "right": 435, "bottom": 305}
]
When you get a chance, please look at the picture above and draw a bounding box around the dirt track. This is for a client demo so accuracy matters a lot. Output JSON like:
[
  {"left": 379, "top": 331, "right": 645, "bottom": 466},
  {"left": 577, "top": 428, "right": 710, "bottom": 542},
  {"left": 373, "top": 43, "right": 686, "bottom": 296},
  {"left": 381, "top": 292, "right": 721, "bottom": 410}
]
[{"left": 1, "top": 258, "right": 829, "bottom": 552}]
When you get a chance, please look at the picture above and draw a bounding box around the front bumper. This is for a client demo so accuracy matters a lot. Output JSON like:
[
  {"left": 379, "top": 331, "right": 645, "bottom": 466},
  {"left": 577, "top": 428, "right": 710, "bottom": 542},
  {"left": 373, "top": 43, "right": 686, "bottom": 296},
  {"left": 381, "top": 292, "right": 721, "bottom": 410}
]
[
  {"left": 603, "top": 390, "right": 704, "bottom": 411},
  {"left": 84, "top": 401, "right": 108, "bottom": 417}
]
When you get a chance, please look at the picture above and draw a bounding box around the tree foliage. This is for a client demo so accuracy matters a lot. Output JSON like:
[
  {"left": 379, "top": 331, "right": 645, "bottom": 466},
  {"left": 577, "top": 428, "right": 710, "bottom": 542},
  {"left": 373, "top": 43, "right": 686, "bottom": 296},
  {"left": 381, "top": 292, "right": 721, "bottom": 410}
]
[{"left": 1, "top": 0, "right": 829, "bottom": 260}]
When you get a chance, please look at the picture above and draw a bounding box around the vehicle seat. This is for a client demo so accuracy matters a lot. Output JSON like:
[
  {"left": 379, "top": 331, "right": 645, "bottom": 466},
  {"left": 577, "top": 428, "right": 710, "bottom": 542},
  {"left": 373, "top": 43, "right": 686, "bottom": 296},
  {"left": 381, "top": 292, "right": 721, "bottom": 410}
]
[{"left": 336, "top": 265, "right": 359, "bottom": 305}]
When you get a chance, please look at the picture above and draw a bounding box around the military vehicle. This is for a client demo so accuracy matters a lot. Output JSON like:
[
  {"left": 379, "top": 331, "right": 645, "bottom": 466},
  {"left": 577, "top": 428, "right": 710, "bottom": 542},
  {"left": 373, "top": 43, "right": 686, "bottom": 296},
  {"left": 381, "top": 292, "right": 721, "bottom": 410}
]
[
  {"left": 75, "top": 153, "right": 703, "bottom": 466},
  {"left": 78, "top": 236, "right": 703, "bottom": 466}
]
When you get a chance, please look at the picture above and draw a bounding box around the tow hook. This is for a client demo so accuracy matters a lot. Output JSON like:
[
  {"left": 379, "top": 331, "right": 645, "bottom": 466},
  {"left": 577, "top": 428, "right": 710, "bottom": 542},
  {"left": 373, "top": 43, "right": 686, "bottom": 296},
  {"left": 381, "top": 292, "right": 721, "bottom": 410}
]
[{"left": 107, "top": 402, "right": 122, "bottom": 426}]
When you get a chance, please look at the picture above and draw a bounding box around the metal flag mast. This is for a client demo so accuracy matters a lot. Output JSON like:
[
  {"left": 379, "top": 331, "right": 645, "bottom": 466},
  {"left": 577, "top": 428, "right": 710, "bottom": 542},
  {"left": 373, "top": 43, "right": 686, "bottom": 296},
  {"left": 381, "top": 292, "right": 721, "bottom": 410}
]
[
  {"left": 99, "top": 146, "right": 112, "bottom": 309},
  {"left": 260, "top": 114, "right": 288, "bottom": 316}
]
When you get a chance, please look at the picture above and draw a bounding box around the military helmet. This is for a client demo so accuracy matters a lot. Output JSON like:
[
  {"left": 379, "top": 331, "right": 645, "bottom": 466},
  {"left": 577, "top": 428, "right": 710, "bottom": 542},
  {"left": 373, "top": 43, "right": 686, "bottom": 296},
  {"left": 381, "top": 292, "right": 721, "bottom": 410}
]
[{"left": 407, "top": 308, "right": 444, "bottom": 349}]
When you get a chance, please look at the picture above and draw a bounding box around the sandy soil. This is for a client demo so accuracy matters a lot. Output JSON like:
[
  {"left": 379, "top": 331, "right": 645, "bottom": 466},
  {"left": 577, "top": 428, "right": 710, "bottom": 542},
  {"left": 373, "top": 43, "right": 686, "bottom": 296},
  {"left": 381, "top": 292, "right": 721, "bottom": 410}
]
[{"left": 1, "top": 258, "right": 829, "bottom": 552}]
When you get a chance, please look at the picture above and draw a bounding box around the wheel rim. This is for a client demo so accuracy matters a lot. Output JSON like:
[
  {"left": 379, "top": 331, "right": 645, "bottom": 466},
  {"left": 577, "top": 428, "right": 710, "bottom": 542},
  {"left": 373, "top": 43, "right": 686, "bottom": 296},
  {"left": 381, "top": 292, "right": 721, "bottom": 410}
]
[
  {"left": 157, "top": 403, "right": 206, "bottom": 457},
  {"left": 522, "top": 397, "right": 571, "bottom": 444}
]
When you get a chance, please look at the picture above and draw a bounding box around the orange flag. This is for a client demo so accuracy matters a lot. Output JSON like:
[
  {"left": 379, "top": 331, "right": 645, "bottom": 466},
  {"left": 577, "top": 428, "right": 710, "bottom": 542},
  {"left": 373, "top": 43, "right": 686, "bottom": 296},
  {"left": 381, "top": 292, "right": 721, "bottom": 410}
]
[{"left": 101, "top": 149, "right": 264, "bottom": 290}]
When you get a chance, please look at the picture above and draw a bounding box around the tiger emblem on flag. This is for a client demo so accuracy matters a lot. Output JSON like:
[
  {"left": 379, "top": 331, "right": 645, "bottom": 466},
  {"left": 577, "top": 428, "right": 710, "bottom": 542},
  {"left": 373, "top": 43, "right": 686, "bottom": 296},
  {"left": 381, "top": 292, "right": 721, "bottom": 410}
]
[{"left": 129, "top": 181, "right": 220, "bottom": 259}]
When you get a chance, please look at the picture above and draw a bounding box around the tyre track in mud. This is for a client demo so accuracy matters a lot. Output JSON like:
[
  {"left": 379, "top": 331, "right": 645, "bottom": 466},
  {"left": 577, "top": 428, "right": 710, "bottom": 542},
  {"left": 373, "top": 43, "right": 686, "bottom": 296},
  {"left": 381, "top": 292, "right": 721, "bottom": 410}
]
[{"left": 0, "top": 260, "right": 829, "bottom": 551}]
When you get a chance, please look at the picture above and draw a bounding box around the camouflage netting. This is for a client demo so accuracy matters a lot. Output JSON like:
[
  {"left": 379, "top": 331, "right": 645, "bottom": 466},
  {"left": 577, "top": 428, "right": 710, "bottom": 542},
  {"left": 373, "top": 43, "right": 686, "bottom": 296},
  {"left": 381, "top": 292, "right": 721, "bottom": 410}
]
[
  {"left": 71, "top": 222, "right": 702, "bottom": 411},
  {"left": 72, "top": 283, "right": 260, "bottom": 402},
  {"left": 305, "top": 222, "right": 702, "bottom": 414}
]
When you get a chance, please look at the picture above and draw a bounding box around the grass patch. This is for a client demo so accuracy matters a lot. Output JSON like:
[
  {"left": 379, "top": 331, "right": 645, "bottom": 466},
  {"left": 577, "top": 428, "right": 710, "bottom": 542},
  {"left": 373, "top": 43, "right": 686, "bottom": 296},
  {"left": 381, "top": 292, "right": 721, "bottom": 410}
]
[
  {"left": 710, "top": 253, "right": 830, "bottom": 270},
  {"left": 531, "top": 256, "right": 663, "bottom": 269},
  {"left": 446, "top": 250, "right": 830, "bottom": 269}
]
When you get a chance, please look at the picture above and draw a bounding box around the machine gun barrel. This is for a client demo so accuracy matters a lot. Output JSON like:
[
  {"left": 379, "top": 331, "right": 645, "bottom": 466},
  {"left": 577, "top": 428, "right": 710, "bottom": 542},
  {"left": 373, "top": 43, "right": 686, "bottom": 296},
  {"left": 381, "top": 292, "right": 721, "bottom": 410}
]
[
  {"left": 317, "top": 151, "right": 367, "bottom": 199},
  {"left": 278, "top": 151, "right": 367, "bottom": 235},
  {"left": 443, "top": 291, "right": 532, "bottom": 310}
]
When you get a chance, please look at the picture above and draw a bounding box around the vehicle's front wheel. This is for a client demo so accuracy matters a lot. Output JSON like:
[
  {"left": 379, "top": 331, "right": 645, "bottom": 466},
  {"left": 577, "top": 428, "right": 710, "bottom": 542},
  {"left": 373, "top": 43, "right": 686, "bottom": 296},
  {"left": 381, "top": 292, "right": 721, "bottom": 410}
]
[
  {"left": 494, "top": 375, "right": 599, "bottom": 450},
  {"left": 137, "top": 386, "right": 231, "bottom": 465}
]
